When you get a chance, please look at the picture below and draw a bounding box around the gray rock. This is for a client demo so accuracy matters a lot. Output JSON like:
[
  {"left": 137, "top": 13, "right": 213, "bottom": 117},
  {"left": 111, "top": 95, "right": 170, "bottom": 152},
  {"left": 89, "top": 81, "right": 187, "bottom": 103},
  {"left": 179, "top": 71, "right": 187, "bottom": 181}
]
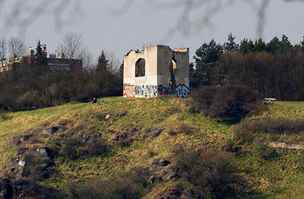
[
  {"left": 0, "top": 178, "right": 61, "bottom": 199},
  {"left": 158, "top": 187, "right": 203, "bottom": 199},
  {"left": 105, "top": 114, "right": 111, "bottom": 120},
  {"left": 12, "top": 134, "right": 33, "bottom": 145},
  {"left": 45, "top": 125, "right": 65, "bottom": 135},
  {"left": 0, "top": 178, "right": 13, "bottom": 199},
  {"left": 145, "top": 128, "right": 164, "bottom": 138},
  {"left": 163, "top": 168, "right": 178, "bottom": 181},
  {"left": 152, "top": 159, "right": 171, "bottom": 167},
  {"left": 159, "top": 159, "right": 171, "bottom": 167},
  {"left": 21, "top": 150, "right": 55, "bottom": 180},
  {"left": 18, "top": 160, "right": 26, "bottom": 167},
  {"left": 115, "top": 111, "right": 128, "bottom": 117},
  {"left": 36, "top": 148, "right": 48, "bottom": 157},
  {"left": 112, "top": 128, "right": 139, "bottom": 146}
]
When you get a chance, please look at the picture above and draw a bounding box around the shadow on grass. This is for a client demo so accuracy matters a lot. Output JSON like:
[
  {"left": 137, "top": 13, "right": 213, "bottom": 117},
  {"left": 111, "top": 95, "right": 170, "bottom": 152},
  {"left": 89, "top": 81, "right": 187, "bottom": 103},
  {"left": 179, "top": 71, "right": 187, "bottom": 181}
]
[{"left": 0, "top": 111, "right": 12, "bottom": 122}]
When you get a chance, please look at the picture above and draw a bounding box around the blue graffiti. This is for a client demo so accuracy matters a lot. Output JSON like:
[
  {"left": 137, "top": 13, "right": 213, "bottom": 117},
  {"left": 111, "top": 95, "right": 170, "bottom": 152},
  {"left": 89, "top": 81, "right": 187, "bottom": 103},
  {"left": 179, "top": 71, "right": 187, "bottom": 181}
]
[
  {"left": 176, "top": 84, "right": 191, "bottom": 98},
  {"left": 135, "top": 85, "right": 158, "bottom": 97},
  {"left": 134, "top": 84, "right": 191, "bottom": 98}
]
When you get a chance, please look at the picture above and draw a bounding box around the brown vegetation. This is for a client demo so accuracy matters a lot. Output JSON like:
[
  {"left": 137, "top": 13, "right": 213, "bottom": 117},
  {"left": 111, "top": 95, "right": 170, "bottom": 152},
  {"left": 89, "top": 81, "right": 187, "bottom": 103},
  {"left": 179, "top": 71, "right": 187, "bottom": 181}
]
[
  {"left": 0, "top": 63, "right": 122, "bottom": 111},
  {"left": 191, "top": 85, "right": 261, "bottom": 122}
]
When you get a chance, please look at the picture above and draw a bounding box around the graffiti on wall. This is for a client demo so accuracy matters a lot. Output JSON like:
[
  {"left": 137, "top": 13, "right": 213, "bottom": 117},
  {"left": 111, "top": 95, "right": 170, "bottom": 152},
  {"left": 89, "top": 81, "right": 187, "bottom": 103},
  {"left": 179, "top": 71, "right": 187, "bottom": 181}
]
[
  {"left": 176, "top": 84, "right": 191, "bottom": 98},
  {"left": 135, "top": 85, "right": 158, "bottom": 97},
  {"left": 133, "top": 84, "right": 191, "bottom": 98},
  {"left": 123, "top": 85, "right": 136, "bottom": 98}
]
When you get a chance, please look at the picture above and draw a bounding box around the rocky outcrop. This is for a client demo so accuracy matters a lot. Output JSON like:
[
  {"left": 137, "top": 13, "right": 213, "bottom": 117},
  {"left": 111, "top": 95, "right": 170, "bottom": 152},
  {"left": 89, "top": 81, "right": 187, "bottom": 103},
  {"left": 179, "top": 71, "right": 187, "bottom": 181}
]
[
  {"left": 0, "top": 178, "right": 61, "bottom": 199},
  {"left": 144, "top": 128, "right": 164, "bottom": 139},
  {"left": 148, "top": 159, "right": 179, "bottom": 184},
  {"left": 158, "top": 186, "right": 203, "bottom": 199},
  {"left": 112, "top": 128, "right": 139, "bottom": 146}
]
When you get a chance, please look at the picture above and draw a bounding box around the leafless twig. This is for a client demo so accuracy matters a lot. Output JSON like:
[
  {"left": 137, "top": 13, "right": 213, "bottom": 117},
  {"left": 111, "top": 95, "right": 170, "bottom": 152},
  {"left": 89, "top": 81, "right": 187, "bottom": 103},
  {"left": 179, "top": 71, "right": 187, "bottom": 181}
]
[{"left": 116, "top": 0, "right": 304, "bottom": 39}]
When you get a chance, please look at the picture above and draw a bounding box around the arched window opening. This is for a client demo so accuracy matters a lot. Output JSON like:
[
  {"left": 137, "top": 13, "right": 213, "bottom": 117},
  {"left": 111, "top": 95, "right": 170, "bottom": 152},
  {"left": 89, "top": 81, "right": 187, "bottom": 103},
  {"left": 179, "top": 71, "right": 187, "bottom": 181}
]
[
  {"left": 169, "top": 57, "right": 177, "bottom": 88},
  {"left": 135, "top": 58, "right": 145, "bottom": 77}
]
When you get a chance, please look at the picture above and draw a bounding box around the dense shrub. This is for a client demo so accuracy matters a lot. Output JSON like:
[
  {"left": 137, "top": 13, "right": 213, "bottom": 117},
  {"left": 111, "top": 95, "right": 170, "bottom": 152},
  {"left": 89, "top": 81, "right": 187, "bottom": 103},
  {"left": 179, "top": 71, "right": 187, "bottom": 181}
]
[
  {"left": 234, "top": 118, "right": 304, "bottom": 143},
  {"left": 174, "top": 147, "right": 258, "bottom": 199},
  {"left": 215, "top": 51, "right": 304, "bottom": 100},
  {"left": 50, "top": 133, "right": 108, "bottom": 160},
  {"left": 192, "top": 85, "right": 261, "bottom": 121},
  {"left": 0, "top": 64, "right": 122, "bottom": 111},
  {"left": 0, "top": 111, "right": 9, "bottom": 121},
  {"left": 0, "top": 178, "right": 63, "bottom": 199},
  {"left": 67, "top": 168, "right": 149, "bottom": 199},
  {"left": 256, "top": 145, "right": 280, "bottom": 161},
  {"left": 63, "top": 147, "right": 261, "bottom": 199},
  {"left": 167, "top": 123, "right": 196, "bottom": 136},
  {"left": 193, "top": 36, "right": 304, "bottom": 100},
  {"left": 21, "top": 150, "right": 55, "bottom": 180}
]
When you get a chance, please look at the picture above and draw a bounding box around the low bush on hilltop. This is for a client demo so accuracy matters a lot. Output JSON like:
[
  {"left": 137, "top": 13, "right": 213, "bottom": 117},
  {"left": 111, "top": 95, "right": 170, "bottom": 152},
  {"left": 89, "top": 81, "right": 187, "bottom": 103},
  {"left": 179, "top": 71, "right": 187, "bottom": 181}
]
[
  {"left": 191, "top": 85, "right": 262, "bottom": 122},
  {"left": 234, "top": 118, "right": 304, "bottom": 143},
  {"left": 66, "top": 147, "right": 260, "bottom": 199},
  {"left": 66, "top": 168, "right": 149, "bottom": 199},
  {"left": 173, "top": 147, "right": 258, "bottom": 199},
  {"left": 0, "top": 63, "right": 122, "bottom": 111},
  {"left": 48, "top": 132, "right": 109, "bottom": 160}
]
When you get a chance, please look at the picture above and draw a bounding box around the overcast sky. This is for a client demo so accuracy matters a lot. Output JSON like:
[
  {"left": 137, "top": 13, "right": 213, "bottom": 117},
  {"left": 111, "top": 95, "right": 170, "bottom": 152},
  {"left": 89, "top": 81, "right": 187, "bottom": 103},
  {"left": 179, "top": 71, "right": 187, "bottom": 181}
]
[{"left": 1, "top": 0, "right": 304, "bottom": 62}]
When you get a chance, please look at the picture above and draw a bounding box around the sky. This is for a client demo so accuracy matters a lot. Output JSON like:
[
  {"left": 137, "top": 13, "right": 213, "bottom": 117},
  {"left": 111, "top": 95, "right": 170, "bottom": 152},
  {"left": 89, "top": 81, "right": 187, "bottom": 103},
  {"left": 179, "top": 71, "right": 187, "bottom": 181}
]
[{"left": 1, "top": 0, "right": 304, "bottom": 63}]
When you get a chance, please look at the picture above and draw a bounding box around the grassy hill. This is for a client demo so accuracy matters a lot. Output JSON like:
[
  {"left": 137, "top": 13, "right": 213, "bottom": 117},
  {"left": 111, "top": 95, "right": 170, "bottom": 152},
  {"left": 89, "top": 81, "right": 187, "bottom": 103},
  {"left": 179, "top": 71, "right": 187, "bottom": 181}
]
[{"left": 1, "top": 97, "right": 304, "bottom": 198}]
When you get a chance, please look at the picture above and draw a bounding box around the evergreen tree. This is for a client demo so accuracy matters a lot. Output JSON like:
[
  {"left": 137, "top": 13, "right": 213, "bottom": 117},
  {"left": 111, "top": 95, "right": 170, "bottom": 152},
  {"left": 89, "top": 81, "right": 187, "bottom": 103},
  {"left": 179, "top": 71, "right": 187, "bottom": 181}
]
[
  {"left": 35, "top": 41, "right": 47, "bottom": 65},
  {"left": 267, "top": 35, "right": 292, "bottom": 54},
  {"left": 240, "top": 39, "right": 255, "bottom": 54},
  {"left": 266, "top": 36, "right": 281, "bottom": 53},
  {"left": 254, "top": 38, "right": 266, "bottom": 52},
  {"left": 224, "top": 33, "right": 238, "bottom": 52},
  {"left": 300, "top": 36, "right": 304, "bottom": 50},
  {"left": 96, "top": 51, "right": 109, "bottom": 73},
  {"left": 280, "top": 34, "right": 292, "bottom": 52},
  {"left": 194, "top": 40, "right": 223, "bottom": 86},
  {"left": 36, "top": 41, "right": 43, "bottom": 56},
  {"left": 194, "top": 40, "right": 222, "bottom": 65}
]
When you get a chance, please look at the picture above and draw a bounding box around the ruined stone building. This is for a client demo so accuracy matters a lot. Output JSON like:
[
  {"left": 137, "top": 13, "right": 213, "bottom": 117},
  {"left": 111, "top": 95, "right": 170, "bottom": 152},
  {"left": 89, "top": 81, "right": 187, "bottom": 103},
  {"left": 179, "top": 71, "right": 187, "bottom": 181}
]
[{"left": 123, "top": 45, "right": 190, "bottom": 98}]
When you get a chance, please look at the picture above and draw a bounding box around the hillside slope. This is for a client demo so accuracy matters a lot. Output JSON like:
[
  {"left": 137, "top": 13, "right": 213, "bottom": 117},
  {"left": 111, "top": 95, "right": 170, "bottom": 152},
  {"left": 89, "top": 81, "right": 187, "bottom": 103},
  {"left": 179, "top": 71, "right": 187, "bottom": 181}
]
[{"left": 1, "top": 98, "right": 304, "bottom": 198}]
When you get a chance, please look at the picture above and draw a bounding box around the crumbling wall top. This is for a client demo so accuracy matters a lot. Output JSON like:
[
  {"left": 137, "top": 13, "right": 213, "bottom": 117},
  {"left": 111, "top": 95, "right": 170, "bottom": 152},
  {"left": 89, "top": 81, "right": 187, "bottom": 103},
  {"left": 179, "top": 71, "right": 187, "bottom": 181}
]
[{"left": 173, "top": 48, "right": 189, "bottom": 53}]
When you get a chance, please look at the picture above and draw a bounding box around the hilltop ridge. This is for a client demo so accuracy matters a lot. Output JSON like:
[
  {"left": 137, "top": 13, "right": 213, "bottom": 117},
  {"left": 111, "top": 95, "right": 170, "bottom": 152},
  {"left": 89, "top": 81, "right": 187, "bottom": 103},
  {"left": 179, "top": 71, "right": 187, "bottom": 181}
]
[{"left": 1, "top": 98, "right": 304, "bottom": 198}]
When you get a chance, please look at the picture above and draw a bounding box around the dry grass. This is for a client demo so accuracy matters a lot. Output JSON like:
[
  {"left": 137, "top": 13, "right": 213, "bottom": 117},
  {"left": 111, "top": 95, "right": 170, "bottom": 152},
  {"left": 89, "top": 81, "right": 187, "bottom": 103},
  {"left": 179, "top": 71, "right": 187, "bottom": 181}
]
[{"left": 2, "top": 99, "right": 304, "bottom": 198}]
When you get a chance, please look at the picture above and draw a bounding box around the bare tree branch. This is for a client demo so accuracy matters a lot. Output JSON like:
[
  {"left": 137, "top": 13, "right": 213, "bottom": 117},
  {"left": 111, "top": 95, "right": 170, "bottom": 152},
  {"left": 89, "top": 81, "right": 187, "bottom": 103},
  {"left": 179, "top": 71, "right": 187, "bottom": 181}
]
[
  {"left": 0, "top": 39, "right": 6, "bottom": 67},
  {"left": 0, "top": 0, "right": 81, "bottom": 36},
  {"left": 57, "top": 33, "right": 83, "bottom": 59},
  {"left": 116, "top": 0, "right": 304, "bottom": 39},
  {"left": 0, "top": 0, "right": 303, "bottom": 40},
  {"left": 8, "top": 37, "right": 26, "bottom": 58}
]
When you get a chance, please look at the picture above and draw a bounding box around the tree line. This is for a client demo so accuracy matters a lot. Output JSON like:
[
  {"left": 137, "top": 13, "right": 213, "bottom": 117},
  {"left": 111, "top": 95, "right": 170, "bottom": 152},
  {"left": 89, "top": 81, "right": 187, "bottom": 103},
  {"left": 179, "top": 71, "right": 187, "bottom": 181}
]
[
  {"left": 0, "top": 34, "right": 122, "bottom": 111},
  {"left": 191, "top": 34, "right": 304, "bottom": 100}
]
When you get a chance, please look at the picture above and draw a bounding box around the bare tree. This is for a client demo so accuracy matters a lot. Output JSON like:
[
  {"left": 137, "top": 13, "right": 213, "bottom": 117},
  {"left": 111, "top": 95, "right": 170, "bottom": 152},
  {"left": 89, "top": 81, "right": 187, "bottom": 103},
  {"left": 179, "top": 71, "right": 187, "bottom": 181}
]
[
  {"left": 8, "top": 37, "right": 26, "bottom": 58},
  {"left": 0, "top": 0, "right": 82, "bottom": 35},
  {"left": 116, "top": 0, "right": 304, "bottom": 39},
  {"left": 0, "top": 39, "right": 7, "bottom": 67},
  {"left": 57, "top": 33, "right": 83, "bottom": 59},
  {"left": 79, "top": 47, "right": 93, "bottom": 68},
  {"left": 1, "top": 0, "right": 304, "bottom": 39}
]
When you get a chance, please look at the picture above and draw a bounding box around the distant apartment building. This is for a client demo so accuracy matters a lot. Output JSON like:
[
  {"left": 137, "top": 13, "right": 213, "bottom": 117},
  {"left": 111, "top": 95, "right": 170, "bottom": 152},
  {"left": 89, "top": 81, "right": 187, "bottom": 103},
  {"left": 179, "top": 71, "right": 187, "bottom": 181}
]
[
  {"left": 21, "top": 54, "right": 83, "bottom": 73},
  {"left": 48, "top": 55, "right": 82, "bottom": 73},
  {"left": 0, "top": 60, "right": 9, "bottom": 73},
  {"left": 0, "top": 57, "right": 21, "bottom": 73},
  {"left": 0, "top": 47, "right": 82, "bottom": 73}
]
